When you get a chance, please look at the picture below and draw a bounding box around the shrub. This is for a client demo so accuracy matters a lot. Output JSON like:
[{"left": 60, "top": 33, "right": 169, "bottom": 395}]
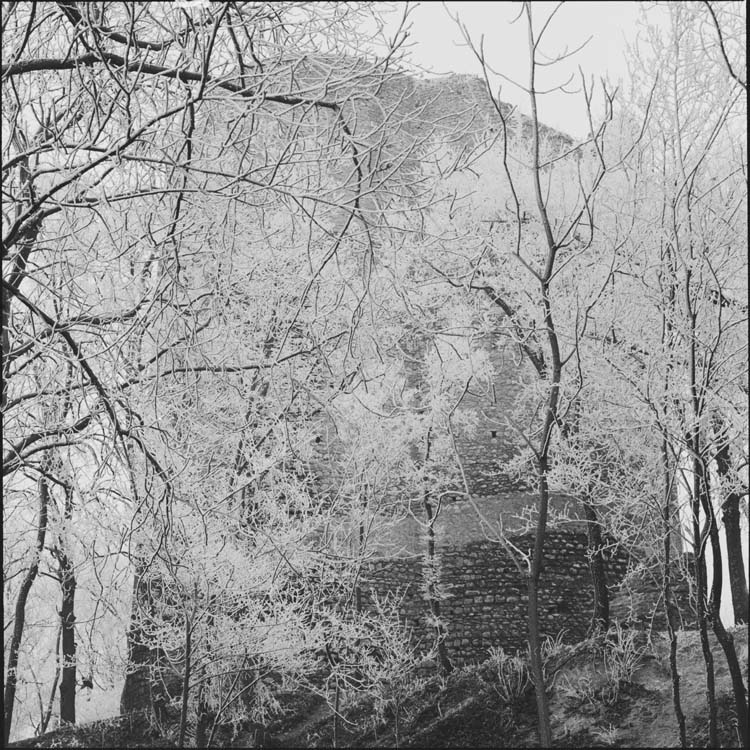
[
  {"left": 487, "top": 646, "right": 530, "bottom": 704},
  {"left": 601, "top": 622, "right": 643, "bottom": 704}
]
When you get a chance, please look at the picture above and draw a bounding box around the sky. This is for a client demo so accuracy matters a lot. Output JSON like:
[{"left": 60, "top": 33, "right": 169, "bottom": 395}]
[{"left": 384, "top": 1, "right": 670, "bottom": 139}]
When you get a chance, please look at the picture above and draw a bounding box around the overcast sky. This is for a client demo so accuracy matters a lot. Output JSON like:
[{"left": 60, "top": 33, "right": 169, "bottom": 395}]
[{"left": 386, "top": 1, "right": 671, "bottom": 139}]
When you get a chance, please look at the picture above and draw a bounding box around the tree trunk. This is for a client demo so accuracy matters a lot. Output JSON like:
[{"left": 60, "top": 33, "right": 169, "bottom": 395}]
[
  {"left": 525, "top": 272, "right": 561, "bottom": 749},
  {"left": 40, "top": 624, "right": 62, "bottom": 736},
  {"left": 665, "top": 598, "right": 687, "bottom": 749},
  {"left": 195, "top": 596, "right": 218, "bottom": 748},
  {"left": 194, "top": 691, "right": 212, "bottom": 749},
  {"left": 332, "top": 680, "right": 340, "bottom": 749},
  {"left": 3, "top": 471, "right": 50, "bottom": 744},
  {"left": 178, "top": 616, "right": 192, "bottom": 748},
  {"left": 1, "top": 284, "right": 10, "bottom": 410},
  {"left": 699, "top": 469, "right": 749, "bottom": 748},
  {"left": 722, "top": 495, "right": 749, "bottom": 625},
  {"left": 713, "top": 434, "right": 749, "bottom": 625},
  {"left": 528, "top": 465, "right": 552, "bottom": 748},
  {"left": 56, "top": 482, "right": 77, "bottom": 726},
  {"left": 657, "top": 253, "right": 687, "bottom": 747},
  {"left": 682, "top": 271, "right": 719, "bottom": 747},
  {"left": 120, "top": 566, "right": 156, "bottom": 715},
  {"left": 2, "top": 182, "right": 43, "bottom": 411},
  {"left": 583, "top": 501, "right": 609, "bottom": 634},
  {"left": 356, "top": 518, "right": 365, "bottom": 613},
  {"left": 422, "top": 428, "right": 453, "bottom": 676},
  {"left": 691, "top": 446, "right": 718, "bottom": 747},
  {"left": 525, "top": 0, "right": 563, "bottom": 726},
  {"left": 660, "top": 440, "right": 686, "bottom": 748},
  {"left": 425, "top": 514, "right": 453, "bottom": 676},
  {"left": 58, "top": 552, "right": 77, "bottom": 725}
]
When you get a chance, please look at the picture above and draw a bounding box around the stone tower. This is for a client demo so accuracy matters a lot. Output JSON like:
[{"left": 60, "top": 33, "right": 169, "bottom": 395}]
[{"left": 341, "top": 331, "right": 623, "bottom": 665}]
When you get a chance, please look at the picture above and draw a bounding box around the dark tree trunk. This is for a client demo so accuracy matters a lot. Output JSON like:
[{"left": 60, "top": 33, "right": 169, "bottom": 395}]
[
  {"left": 661, "top": 441, "right": 686, "bottom": 747},
  {"left": 699, "top": 468, "right": 749, "bottom": 748},
  {"left": 121, "top": 568, "right": 149, "bottom": 714},
  {"left": 40, "top": 624, "right": 62, "bottom": 736},
  {"left": 692, "top": 448, "right": 718, "bottom": 747},
  {"left": 3, "top": 471, "right": 50, "bottom": 744},
  {"left": 683, "top": 283, "right": 719, "bottom": 747},
  {"left": 722, "top": 495, "right": 749, "bottom": 624},
  {"left": 657, "top": 263, "right": 687, "bottom": 747},
  {"left": 177, "top": 617, "right": 192, "bottom": 748},
  {"left": 525, "top": 275, "right": 561, "bottom": 749},
  {"left": 195, "top": 600, "right": 219, "bottom": 749},
  {"left": 2, "top": 181, "right": 43, "bottom": 411},
  {"left": 355, "top": 518, "right": 365, "bottom": 612},
  {"left": 55, "top": 481, "right": 77, "bottom": 726},
  {"left": 713, "top": 435, "right": 749, "bottom": 625},
  {"left": 665, "top": 597, "right": 687, "bottom": 749},
  {"left": 1, "top": 283, "right": 10, "bottom": 410},
  {"left": 195, "top": 692, "right": 213, "bottom": 749},
  {"left": 332, "top": 681, "right": 340, "bottom": 749},
  {"left": 425, "top": 514, "right": 453, "bottom": 676},
  {"left": 583, "top": 501, "right": 609, "bottom": 634},
  {"left": 422, "top": 428, "right": 453, "bottom": 676},
  {"left": 528, "top": 463, "right": 552, "bottom": 748},
  {"left": 58, "top": 549, "right": 77, "bottom": 725}
]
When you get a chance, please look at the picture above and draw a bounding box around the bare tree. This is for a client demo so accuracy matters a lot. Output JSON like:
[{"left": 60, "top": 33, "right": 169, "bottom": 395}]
[
  {"left": 3, "top": 456, "right": 51, "bottom": 744},
  {"left": 609, "top": 4, "right": 748, "bottom": 743},
  {"left": 2, "top": 1, "right": 435, "bottom": 740},
  {"left": 443, "top": 3, "right": 633, "bottom": 743}
]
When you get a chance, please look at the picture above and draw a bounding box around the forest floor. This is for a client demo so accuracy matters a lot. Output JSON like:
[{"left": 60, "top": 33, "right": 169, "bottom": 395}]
[
  {"left": 9, "top": 624, "right": 747, "bottom": 748},
  {"left": 264, "top": 624, "right": 747, "bottom": 748}
]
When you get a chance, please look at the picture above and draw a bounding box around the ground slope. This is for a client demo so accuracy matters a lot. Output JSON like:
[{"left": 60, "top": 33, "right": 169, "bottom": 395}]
[{"left": 9, "top": 626, "right": 747, "bottom": 748}]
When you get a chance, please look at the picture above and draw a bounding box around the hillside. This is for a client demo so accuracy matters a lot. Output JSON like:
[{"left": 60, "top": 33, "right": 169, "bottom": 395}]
[{"left": 10, "top": 625, "right": 747, "bottom": 748}]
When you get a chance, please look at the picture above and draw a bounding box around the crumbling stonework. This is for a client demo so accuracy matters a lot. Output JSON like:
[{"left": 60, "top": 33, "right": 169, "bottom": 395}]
[
  {"left": 359, "top": 532, "right": 623, "bottom": 665},
  {"left": 360, "top": 536, "right": 695, "bottom": 666},
  {"left": 346, "top": 328, "right": 694, "bottom": 666},
  {"left": 120, "top": 569, "right": 182, "bottom": 718}
]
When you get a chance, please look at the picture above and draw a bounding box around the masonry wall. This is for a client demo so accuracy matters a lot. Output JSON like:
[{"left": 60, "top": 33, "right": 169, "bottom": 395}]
[
  {"left": 361, "top": 531, "right": 630, "bottom": 665},
  {"left": 120, "top": 569, "right": 183, "bottom": 717},
  {"left": 320, "top": 329, "right": 615, "bottom": 665},
  {"left": 449, "top": 337, "right": 537, "bottom": 496},
  {"left": 360, "top": 537, "right": 695, "bottom": 666}
]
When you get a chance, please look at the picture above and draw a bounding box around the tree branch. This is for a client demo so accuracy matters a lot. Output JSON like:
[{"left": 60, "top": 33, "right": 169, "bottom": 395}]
[{"left": 702, "top": 1, "right": 746, "bottom": 90}]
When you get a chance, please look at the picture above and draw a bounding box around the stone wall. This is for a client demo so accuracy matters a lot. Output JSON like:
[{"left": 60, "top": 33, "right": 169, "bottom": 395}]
[
  {"left": 309, "top": 333, "right": 538, "bottom": 500},
  {"left": 316, "top": 327, "right": 642, "bottom": 666},
  {"left": 449, "top": 336, "right": 537, "bottom": 495},
  {"left": 120, "top": 569, "right": 184, "bottom": 717},
  {"left": 361, "top": 536, "right": 694, "bottom": 666},
  {"left": 360, "top": 532, "right": 630, "bottom": 665}
]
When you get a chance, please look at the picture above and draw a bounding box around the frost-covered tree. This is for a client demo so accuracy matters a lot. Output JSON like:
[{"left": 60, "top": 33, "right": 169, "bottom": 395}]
[
  {"left": 602, "top": 3, "right": 748, "bottom": 744},
  {"left": 1, "top": 1, "right": 446, "bottom": 741}
]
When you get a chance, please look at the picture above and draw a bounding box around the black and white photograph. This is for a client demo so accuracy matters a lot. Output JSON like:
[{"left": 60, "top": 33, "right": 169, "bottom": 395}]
[{"left": 2, "top": 1, "right": 747, "bottom": 747}]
